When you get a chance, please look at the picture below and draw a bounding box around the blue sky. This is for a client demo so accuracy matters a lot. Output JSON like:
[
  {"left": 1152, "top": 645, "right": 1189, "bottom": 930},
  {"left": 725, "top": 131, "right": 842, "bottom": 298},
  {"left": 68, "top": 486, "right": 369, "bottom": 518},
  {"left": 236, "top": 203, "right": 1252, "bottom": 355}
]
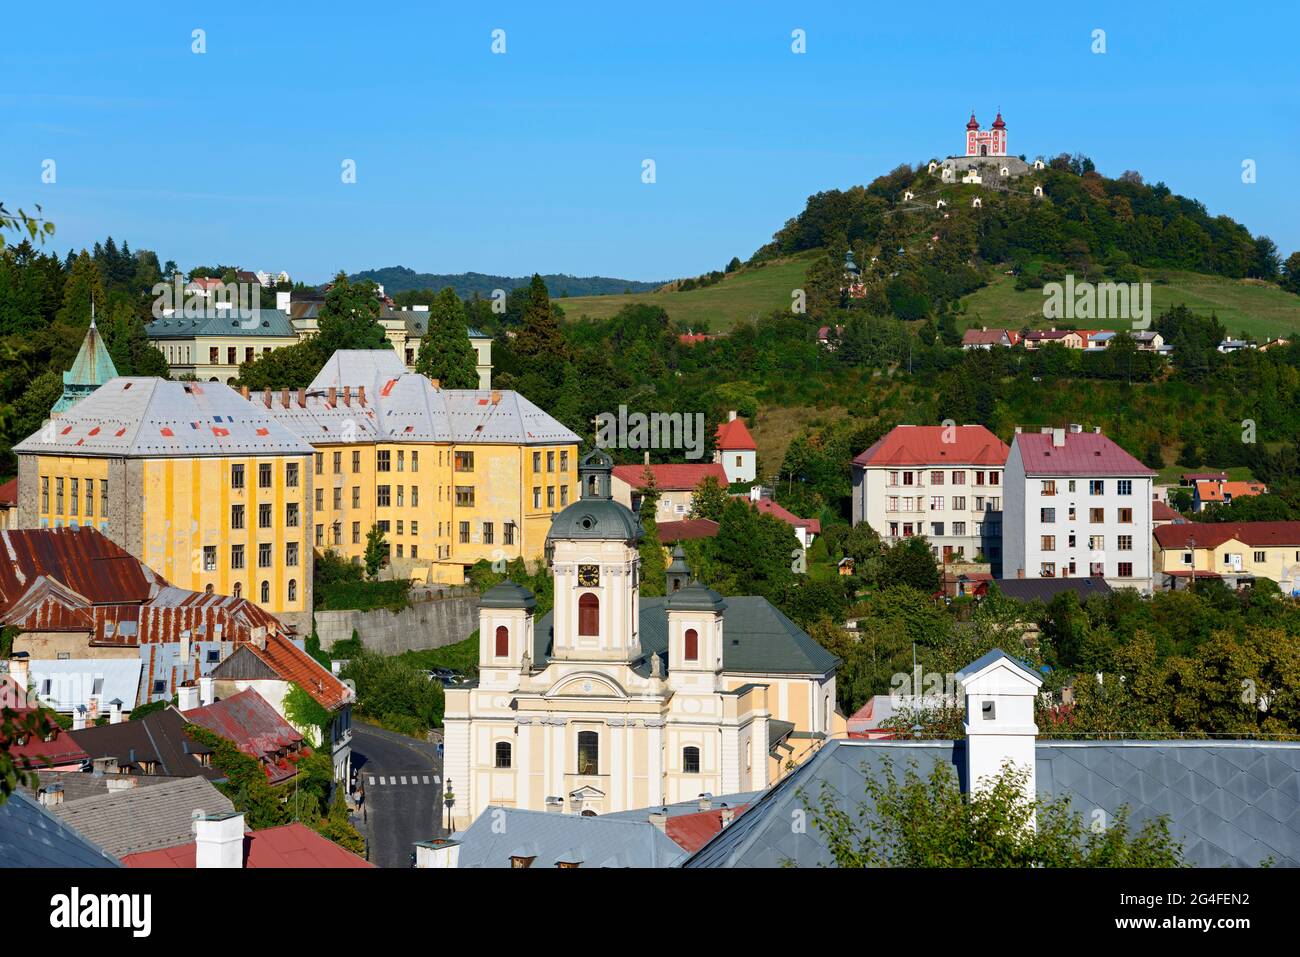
[{"left": 3, "top": 1, "right": 1297, "bottom": 283}]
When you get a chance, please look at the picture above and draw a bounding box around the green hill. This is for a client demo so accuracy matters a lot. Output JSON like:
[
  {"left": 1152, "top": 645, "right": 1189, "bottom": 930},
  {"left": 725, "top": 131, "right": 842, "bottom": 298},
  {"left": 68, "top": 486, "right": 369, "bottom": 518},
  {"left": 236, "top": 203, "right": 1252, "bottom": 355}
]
[{"left": 559, "top": 251, "right": 820, "bottom": 331}]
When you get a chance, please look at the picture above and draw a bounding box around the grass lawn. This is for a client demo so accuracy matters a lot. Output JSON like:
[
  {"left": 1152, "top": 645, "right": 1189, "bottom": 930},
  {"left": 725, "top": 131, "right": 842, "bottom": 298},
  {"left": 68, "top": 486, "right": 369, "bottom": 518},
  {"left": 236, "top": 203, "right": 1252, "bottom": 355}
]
[
  {"left": 961, "top": 270, "right": 1300, "bottom": 340},
  {"left": 751, "top": 403, "right": 849, "bottom": 481},
  {"left": 559, "top": 251, "right": 820, "bottom": 332},
  {"left": 397, "top": 635, "right": 479, "bottom": 674}
]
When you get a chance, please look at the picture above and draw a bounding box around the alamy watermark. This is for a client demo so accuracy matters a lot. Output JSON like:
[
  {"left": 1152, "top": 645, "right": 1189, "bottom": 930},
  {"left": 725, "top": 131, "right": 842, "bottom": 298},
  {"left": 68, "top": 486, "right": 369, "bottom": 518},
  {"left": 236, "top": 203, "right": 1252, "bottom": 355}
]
[
  {"left": 595, "top": 404, "right": 705, "bottom": 460},
  {"left": 151, "top": 277, "right": 263, "bottom": 326},
  {"left": 1042, "top": 275, "right": 1151, "bottom": 329}
]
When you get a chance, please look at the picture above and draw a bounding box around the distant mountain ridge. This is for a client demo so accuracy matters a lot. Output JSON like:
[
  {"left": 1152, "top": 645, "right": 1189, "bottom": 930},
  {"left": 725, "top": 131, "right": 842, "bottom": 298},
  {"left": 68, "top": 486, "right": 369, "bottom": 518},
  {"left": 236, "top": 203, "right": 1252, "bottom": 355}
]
[{"left": 348, "top": 265, "right": 666, "bottom": 299}]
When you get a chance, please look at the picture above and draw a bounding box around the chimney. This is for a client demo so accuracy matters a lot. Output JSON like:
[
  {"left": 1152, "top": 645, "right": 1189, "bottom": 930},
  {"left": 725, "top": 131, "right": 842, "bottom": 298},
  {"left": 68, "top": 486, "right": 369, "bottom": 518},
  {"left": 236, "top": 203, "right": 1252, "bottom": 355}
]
[
  {"left": 490, "top": 390, "right": 501, "bottom": 405},
  {"left": 328, "top": 386, "right": 337, "bottom": 406},
  {"left": 648, "top": 809, "right": 668, "bottom": 833},
  {"left": 91, "top": 756, "right": 119, "bottom": 776},
  {"left": 178, "top": 685, "right": 200, "bottom": 712},
  {"left": 343, "top": 386, "right": 351, "bottom": 407},
  {"left": 105, "top": 776, "right": 140, "bottom": 792},
  {"left": 643, "top": 450, "right": 650, "bottom": 466},
  {"left": 9, "top": 655, "right": 29, "bottom": 693},
  {"left": 38, "top": 783, "right": 64, "bottom": 808},
  {"left": 720, "top": 805, "right": 735, "bottom": 828},
  {"left": 263, "top": 387, "right": 271, "bottom": 408},
  {"left": 297, "top": 387, "right": 306, "bottom": 408},
  {"left": 199, "top": 675, "right": 215, "bottom": 707},
  {"left": 194, "top": 812, "right": 245, "bottom": 868},
  {"left": 109, "top": 698, "right": 123, "bottom": 724},
  {"left": 280, "top": 387, "right": 289, "bottom": 409},
  {"left": 253, "top": 625, "right": 267, "bottom": 651},
  {"left": 430, "top": 378, "right": 440, "bottom": 390},
  {"left": 957, "top": 650, "right": 1043, "bottom": 823},
  {"left": 1052, "top": 428, "right": 1065, "bottom": 448},
  {"left": 357, "top": 385, "right": 366, "bottom": 406},
  {"left": 275, "top": 290, "right": 291, "bottom": 313},
  {"left": 1068, "top": 423, "right": 1083, "bottom": 434},
  {"left": 697, "top": 793, "right": 713, "bottom": 812},
  {"left": 414, "top": 838, "right": 461, "bottom": 869},
  {"left": 72, "top": 705, "right": 87, "bottom": 731},
  {"left": 728, "top": 410, "right": 737, "bottom": 422},
  {"left": 545, "top": 796, "right": 564, "bottom": 814},
  {"left": 1014, "top": 426, "right": 1022, "bottom": 434},
  {"left": 240, "top": 385, "right": 249, "bottom": 400},
  {"left": 1093, "top": 426, "right": 1101, "bottom": 434}
]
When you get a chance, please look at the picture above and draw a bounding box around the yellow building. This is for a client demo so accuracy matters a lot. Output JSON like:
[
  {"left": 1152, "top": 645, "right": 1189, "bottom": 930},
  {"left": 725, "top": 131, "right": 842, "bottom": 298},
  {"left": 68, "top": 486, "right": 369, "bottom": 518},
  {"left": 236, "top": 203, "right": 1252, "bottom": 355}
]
[
  {"left": 249, "top": 349, "right": 578, "bottom": 584},
  {"left": 13, "top": 378, "right": 315, "bottom": 630},
  {"left": 145, "top": 308, "right": 300, "bottom": 383},
  {"left": 1153, "top": 521, "right": 1300, "bottom": 594}
]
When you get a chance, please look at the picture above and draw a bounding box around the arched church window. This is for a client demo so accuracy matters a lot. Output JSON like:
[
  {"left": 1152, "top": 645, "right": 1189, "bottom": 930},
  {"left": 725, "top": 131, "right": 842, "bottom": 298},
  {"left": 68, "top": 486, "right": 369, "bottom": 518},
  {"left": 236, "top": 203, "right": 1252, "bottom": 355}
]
[
  {"left": 288, "top": 579, "right": 297, "bottom": 602},
  {"left": 684, "top": 628, "right": 698, "bottom": 661},
  {"left": 683, "top": 746, "right": 700, "bottom": 774},
  {"left": 578, "top": 593, "right": 599, "bottom": 636},
  {"left": 260, "top": 580, "right": 269, "bottom": 604},
  {"left": 495, "top": 625, "right": 509, "bottom": 658},
  {"left": 495, "top": 741, "right": 512, "bottom": 768},
  {"left": 577, "top": 730, "right": 599, "bottom": 775}
]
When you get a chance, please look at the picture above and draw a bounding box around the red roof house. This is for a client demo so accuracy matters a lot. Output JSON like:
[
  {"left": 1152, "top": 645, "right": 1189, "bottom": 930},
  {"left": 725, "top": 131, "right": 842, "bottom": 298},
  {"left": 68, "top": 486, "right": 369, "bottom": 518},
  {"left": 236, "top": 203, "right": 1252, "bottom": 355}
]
[
  {"left": 123, "top": 822, "right": 374, "bottom": 868},
  {"left": 853, "top": 425, "right": 1009, "bottom": 468},
  {"left": 715, "top": 416, "right": 756, "bottom": 451},
  {"left": 183, "top": 688, "right": 306, "bottom": 784},
  {"left": 611, "top": 462, "right": 729, "bottom": 492}
]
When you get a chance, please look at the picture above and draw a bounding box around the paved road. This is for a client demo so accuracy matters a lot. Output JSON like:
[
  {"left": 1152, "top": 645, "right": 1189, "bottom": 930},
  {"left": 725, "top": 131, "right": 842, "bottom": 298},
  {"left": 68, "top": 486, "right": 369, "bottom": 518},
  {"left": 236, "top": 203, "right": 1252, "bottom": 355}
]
[{"left": 350, "top": 722, "right": 443, "bottom": 868}]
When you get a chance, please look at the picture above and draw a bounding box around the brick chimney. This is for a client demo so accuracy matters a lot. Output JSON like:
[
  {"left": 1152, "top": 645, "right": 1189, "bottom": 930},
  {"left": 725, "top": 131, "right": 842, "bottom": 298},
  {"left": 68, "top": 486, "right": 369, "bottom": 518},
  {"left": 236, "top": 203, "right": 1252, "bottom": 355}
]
[
  {"left": 328, "top": 386, "right": 337, "bottom": 406},
  {"left": 297, "top": 388, "right": 306, "bottom": 408},
  {"left": 195, "top": 812, "right": 245, "bottom": 868},
  {"left": 280, "top": 387, "right": 289, "bottom": 409},
  {"left": 343, "top": 386, "right": 351, "bottom": 407},
  {"left": 263, "top": 387, "right": 271, "bottom": 408},
  {"left": 358, "top": 385, "right": 366, "bottom": 406}
]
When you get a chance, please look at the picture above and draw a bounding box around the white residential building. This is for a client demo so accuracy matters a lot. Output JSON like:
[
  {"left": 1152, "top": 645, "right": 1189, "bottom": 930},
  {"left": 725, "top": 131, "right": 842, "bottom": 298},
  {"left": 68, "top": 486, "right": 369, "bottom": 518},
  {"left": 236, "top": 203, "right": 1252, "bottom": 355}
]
[
  {"left": 851, "top": 425, "right": 1009, "bottom": 574},
  {"left": 1003, "top": 425, "right": 1155, "bottom": 593}
]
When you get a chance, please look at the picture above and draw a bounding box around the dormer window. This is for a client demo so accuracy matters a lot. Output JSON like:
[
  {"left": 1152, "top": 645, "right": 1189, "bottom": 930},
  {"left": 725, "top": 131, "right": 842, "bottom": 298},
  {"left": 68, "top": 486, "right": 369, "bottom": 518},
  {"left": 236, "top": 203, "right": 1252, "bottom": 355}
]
[
  {"left": 981, "top": 700, "right": 996, "bottom": 720},
  {"left": 510, "top": 855, "right": 535, "bottom": 869}
]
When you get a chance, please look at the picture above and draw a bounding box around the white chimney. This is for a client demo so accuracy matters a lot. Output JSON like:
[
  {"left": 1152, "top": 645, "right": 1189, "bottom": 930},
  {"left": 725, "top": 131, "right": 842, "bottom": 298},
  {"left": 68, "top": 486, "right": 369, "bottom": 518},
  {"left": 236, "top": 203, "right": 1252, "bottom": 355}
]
[
  {"left": 720, "top": 805, "right": 735, "bottom": 828},
  {"left": 697, "top": 792, "right": 713, "bottom": 811},
  {"left": 1068, "top": 423, "right": 1083, "bottom": 434},
  {"left": 199, "top": 676, "right": 215, "bottom": 707},
  {"left": 105, "top": 776, "right": 140, "bottom": 792},
  {"left": 648, "top": 810, "right": 668, "bottom": 832},
  {"left": 9, "top": 656, "right": 29, "bottom": 693},
  {"left": 414, "top": 839, "right": 460, "bottom": 869},
  {"left": 72, "top": 706, "right": 87, "bottom": 730},
  {"left": 38, "top": 783, "right": 64, "bottom": 807},
  {"left": 728, "top": 410, "right": 737, "bottom": 422},
  {"left": 957, "top": 650, "right": 1042, "bottom": 822},
  {"left": 1052, "top": 428, "right": 1065, "bottom": 448},
  {"left": 178, "top": 685, "right": 200, "bottom": 712},
  {"left": 275, "top": 290, "right": 291, "bottom": 313},
  {"left": 545, "top": 796, "right": 564, "bottom": 814},
  {"left": 109, "top": 698, "right": 123, "bottom": 724},
  {"left": 195, "top": 812, "right": 245, "bottom": 868}
]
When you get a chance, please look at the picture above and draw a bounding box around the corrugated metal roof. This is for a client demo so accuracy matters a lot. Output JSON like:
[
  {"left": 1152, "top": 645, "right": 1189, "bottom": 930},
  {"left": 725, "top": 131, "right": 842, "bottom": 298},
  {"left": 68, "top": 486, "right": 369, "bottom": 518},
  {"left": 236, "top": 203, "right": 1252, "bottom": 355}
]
[
  {"left": 28, "top": 658, "right": 143, "bottom": 714},
  {"left": 452, "top": 806, "right": 686, "bottom": 867},
  {"left": 0, "top": 527, "right": 159, "bottom": 609},
  {"left": 145, "top": 308, "right": 296, "bottom": 339},
  {"left": 183, "top": 688, "right": 303, "bottom": 783},
  {"left": 14, "top": 377, "right": 315, "bottom": 458}
]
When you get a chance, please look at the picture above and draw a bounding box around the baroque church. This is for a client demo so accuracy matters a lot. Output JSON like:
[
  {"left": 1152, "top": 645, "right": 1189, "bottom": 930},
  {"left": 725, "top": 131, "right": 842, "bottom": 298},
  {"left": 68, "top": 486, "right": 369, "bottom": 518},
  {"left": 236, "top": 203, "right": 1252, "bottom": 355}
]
[{"left": 442, "top": 449, "right": 841, "bottom": 828}]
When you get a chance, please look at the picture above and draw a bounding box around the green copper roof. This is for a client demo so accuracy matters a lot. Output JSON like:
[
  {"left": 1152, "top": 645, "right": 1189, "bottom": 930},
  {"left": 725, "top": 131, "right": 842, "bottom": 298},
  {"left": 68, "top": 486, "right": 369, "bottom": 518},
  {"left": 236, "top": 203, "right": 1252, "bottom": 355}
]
[{"left": 52, "top": 319, "right": 119, "bottom": 414}]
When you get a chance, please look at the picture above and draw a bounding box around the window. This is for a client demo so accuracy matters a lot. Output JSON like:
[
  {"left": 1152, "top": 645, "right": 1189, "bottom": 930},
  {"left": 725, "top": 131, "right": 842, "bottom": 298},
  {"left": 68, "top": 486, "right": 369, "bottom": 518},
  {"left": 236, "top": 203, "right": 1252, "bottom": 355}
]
[
  {"left": 1041, "top": 480, "right": 1056, "bottom": 496},
  {"left": 888, "top": 496, "right": 899, "bottom": 512},
  {"left": 546, "top": 451, "right": 555, "bottom": 472},
  {"left": 203, "top": 546, "right": 217, "bottom": 571},
  {"left": 532, "top": 487, "right": 541, "bottom": 508},
  {"left": 352, "top": 522, "right": 361, "bottom": 544},
  {"left": 377, "top": 450, "right": 391, "bottom": 472},
  {"left": 547, "top": 486, "right": 555, "bottom": 508},
  {"left": 482, "top": 522, "right": 494, "bottom": 545},
  {"left": 352, "top": 450, "right": 361, "bottom": 473},
  {"left": 227, "top": 347, "right": 236, "bottom": 366},
  {"left": 411, "top": 450, "right": 418, "bottom": 472},
  {"left": 504, "top": 522, "right": 515, "bottom": 546},
  {"left": 456, "top": 486, "right": 475, "bottom": 507},
  {"left": 990, "top": 472, "right": 999, "bottom": 486},
  {"left": 1117, "top": 480, "right": 1133, "bottom": 495},
  {"left": 684, "top": 628, "right": 698, "bottom": 661},
  {"left": 210, "top": 347, "right": 219, "bottom": 365},
  {"left": 495, "top": 741, "right": 512, "bottom": 769},
  {"left": 459, "top": 521, "right": 470, "bottom": 543},
  {"left": 975, "top": 471, "right": 985, "bottom": 486},
  {"left": 410, "top": 520, "right": 419, "bottom": 536},
  {"left": 258, "top": 463, "right": 272, "bottom": 488},
  {"left": 931, "top": 522, "right": 944, "bottom": 536},
  {"left": 1181, "top": 551, "right": 1193, "bottom": 565},
  {"left": 1041, "top": 536, "right": 1055, "bottom": 551},
  {"left": 1040, "top": 562, "right": 1056, "bottom": 577},
  {"left": 286, "top": 462, "right": 299, "bottom": 487},
  {"left": 69, "top": 478, "right": 78, "bottom": 516},
  {"left": 930, "top": 496, "right": 944, "bottom": 511},
  {"left": 286, "top": 503, "right": 299, "bottom": 527},
  {"left": 40, "top": 476, "right": 48, "bottom": 513},
  {"left": 533, "top": 452, "right": 542, "bottom": 472},
  {"left": 952, "top": 471, "right": 966, "bottom": 485},
  {"left": 85, "top": 479, "right": 94, "bottom": 516},
  {"left": 951, "top": 497, "right": 966, "bottom": 511},
  {"left": 377, "top": 485, "right": 391, "bottom": 507},
  {"left": 577, "top": 731, "right": 598, "bottom": 776},
  {"left": 902, "top": 472, "right": 915, "bottom": 486},
  {"left": 396, "top": 486, "right": 404, "bottom": 507},
  {"left": 260, "top": 580, "right": 270, "bottom": 604},
  {"left": 1254, "top": 551, "right": 1266, "bottom": 563},
  {"left": 560, "top": 450, "right": 568, "bottom": 471},
  {"left": 286, "top": 542, "right": 299, "bottom": 566},
  {"left": 288, "top": 579, "right": 297, "bottom": 602},
  {"left": 227, "top": 504, "right": 244, "bottom": 530},
  {"left": 1090, "top": 508, "right": 1104, "bottom": 523},
  {"left": 683, "top": 747, "right": 700, "bottom": 774},
  {"left": 1118, "top": 562, "right": 1133, "bottom": 577},
  {"left": 55, "top": 478, "right": 64, "bottom": 512},
  {"left": 952, "top": 522, "right": 966, "bottom": 536},
  {"left": 397, "top": 450, "right": 404, "bottom": 472},
  {"left": 257, "top": 503, "right": 271, "bottom": 528},
  {"left": 352, "top": 487, "right": 360, "bottom": 508},
  {"left": 1089, "top": 480, "right": 1105, "bottom": 495},
  {"left": 231, "top": 544, "right": 245, "bottom": 569},
  {"left": 974, "top": 496, "right": 984, "bottom": 512},
  {"left": 578, "top": 593, "right": 599, "bottom": 636},
  {"left": 258, "top": 543, "right": 272, "bottom": 568},
  {"left": 1118, "top": 508, "right": 1132, "bottom": 524},
  {"left": 1089, "top": 535, "right": 1105, "bottom": 551},
  {"left": 495, "top": 625, "right": 509, "bottom": 658},
  {"left": 333, "top": 488, "right": 342, "bottom": 510},
  {"left": 411, "top": 486, "right": 419, "bottom": 507},
  {"left": 333, "top": 451, "right": 341, "bottom": 473},
  {"left": 930, "top": 471, "right": 944, "bottom": 485},
  {"left": 1040, "top": 507, "right": 1055, "bottom": 523},
  {"left": 316, "top": 524, "right": 324, "bottom": 546}
]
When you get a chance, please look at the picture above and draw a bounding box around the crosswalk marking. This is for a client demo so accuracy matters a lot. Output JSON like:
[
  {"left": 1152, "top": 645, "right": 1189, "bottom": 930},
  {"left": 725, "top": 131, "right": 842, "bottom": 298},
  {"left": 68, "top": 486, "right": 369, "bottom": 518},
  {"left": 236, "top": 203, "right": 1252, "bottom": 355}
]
[
  {"left": 364, "top": 774, "right": 437, "bottom": 787},
  {"left": 400, "top": 776, "right": 408, "bottom": 785}
]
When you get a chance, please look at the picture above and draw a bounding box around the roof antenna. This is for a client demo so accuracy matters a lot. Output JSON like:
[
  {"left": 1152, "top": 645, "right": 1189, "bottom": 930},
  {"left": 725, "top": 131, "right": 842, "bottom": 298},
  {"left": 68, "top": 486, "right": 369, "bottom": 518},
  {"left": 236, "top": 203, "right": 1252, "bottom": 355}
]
[{"left": 90, "top": 298, "right": 96, "bottom": 329}]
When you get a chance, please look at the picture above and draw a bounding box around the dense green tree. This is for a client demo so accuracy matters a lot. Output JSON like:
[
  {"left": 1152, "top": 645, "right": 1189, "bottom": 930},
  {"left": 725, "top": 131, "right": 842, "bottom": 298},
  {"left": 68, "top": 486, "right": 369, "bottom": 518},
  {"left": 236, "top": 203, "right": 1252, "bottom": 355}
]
[
  {"left": 315, "top": 272, "right": 386, "bottom": 355},
  {"left": 688, "top": 475, "right": 730, "bottom": 520},
  {"left": 415, "top": 287, "right": 480, "bottom": 388},
  {"left": 364, "top": 523, "right": 387, "bottom": 579}
]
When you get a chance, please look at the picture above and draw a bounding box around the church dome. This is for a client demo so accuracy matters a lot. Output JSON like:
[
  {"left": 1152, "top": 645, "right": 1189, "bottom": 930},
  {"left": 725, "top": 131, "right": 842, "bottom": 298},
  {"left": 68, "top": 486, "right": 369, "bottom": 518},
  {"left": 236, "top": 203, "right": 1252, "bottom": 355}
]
[
  {"left": 547, "top": 447, "right": 644, "bottom": 543},
  {"left": 991, "top": 112, "right": 1006, "bottom": 129},
  {"left": 966, "top": 113, "right": 980, "bottom": 130},
  {"left": 480, "top": 580, "right": 536, "bottom": 610}
]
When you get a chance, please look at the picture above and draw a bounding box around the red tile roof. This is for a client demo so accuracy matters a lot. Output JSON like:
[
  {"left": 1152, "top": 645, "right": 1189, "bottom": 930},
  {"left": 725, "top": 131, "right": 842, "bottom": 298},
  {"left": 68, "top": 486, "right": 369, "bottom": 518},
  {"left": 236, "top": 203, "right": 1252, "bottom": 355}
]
[
  {"left": 1154, "top": 521, "right": 1300, "bottom": 550},
  {"left": 665, "top": 804, "right": 752, "bottom": 853},
  {"left": 656, "top": 518, "right": 720, "bottom": 542},
  {"left": 1152, "top": 500, "right": 1184, "bottom": 522},
  {"left": 853, "top": 425, "right": 1009, "bottom": 468},
  {"left": 715, "top": 417, "right": 756, "bottom": 451},
  {"left": 183, "top": 689, "right": 304, "bottom": 784},
  {"left": 611, "top": 463, "right": 729, "bottom": 492},
  {"left": 0, "top": 477, "right": 16, "bottom": 507},
  {"left": 0, "top": 676, "right": 89, "bottom": 769},
  {"left": 244, "top": 634, "right": 352, "bottom": 711},
  {"left": 961, "top": 327, "right": 1013, "bottom": 346},
  {"left": 1196, "top": 480, "right": 1266, "bottom": 503},
  {"left": 122, "top": 822, "right": 374, "bottom": 868},
  {"left": 750, "top": 497, "right": 820, "bottom": 534},
  {"left": 1012, "top": 431, "right": 1155, "bottom": 477}
]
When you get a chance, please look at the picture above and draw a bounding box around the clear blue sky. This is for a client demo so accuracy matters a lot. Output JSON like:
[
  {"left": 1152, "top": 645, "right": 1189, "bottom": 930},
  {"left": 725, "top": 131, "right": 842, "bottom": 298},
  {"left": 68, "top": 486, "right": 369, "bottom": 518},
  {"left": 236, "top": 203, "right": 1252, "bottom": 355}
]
[{"left": 3, "top": 1, "right": 1297, "bottom": 283}]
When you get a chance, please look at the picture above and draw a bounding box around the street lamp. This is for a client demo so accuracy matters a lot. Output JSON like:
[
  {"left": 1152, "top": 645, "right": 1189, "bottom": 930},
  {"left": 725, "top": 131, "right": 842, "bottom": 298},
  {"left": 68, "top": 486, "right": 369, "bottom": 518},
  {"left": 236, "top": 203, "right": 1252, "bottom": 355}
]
[{"left": 443, "top": 780, "right": 455, "bottom": 834}]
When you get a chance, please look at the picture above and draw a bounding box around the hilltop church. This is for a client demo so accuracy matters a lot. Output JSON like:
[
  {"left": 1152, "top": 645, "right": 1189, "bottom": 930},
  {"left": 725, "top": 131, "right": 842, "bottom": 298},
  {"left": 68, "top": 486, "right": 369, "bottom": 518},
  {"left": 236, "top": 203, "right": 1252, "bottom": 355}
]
[
  {"left": 441, "top": 449, "right": 842, "bottom": 828},
  {"left": 939, "top": 111, "right": 1035, "bottom": 179}
]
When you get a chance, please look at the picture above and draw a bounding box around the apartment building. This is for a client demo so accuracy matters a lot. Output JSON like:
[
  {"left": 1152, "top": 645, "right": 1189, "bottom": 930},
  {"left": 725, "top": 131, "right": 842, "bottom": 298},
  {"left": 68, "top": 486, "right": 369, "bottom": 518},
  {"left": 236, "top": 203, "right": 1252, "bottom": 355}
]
[
  {"left": 1002, "top": 425, "right": 1155, "bottom": 592},
  {"left": 253, "top": 349, "right": 578, "bottom": 584},
  {"left": 13, "top": 378, "right": 315, "bottom": 629},
  {"left": 851, "top": 425, "right": 1009, "bottom": 572},
  {"left": 145, "top": 308, "right": 300, "bottom": 383}
]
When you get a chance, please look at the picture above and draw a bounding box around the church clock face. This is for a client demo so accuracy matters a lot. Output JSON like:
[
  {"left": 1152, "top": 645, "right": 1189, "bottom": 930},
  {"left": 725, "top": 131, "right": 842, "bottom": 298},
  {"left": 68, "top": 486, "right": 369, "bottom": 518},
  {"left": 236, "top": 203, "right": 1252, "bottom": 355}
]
[{"left": 577, "top": 564, "right": 600, "bottom": 587}]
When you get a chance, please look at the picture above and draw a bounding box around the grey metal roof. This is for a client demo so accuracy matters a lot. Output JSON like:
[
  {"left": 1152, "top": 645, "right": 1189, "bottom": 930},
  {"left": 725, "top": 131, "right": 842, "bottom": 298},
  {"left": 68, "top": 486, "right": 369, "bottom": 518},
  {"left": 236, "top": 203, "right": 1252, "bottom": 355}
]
[
  {"left": 0, "top": 790, "right": 121, "bottom": 868},
  {"left": 532, "top": 596, "right": 839, "bottom": 677},
  {"left": 451, "top": 805, "right": 686, "bottom": 867},
  {"left": 49, "top": 775, "right": 235, "bottom": 858},
  {"left": 480, "top": 581, "right": 537, "bottom": 610},
  {"left": 685, "top": 739, "right": 1300, "bottom": 868},
  {"left": 145, "top": 308, "right": 297, "bottom": 339},
  {"left": 27, "top": 769, "right": 172, "bottom": 804},
  {"left": 956, "top": 648, "right": 1042, "bottom": 684},
  {"left": 600, "top": 791, "right": 765, "bottom": 823},
  {"left": 994, "top": 577, "right": 1113, "bottom": 603},
  {"left": 547, "top": 497, "right": 644, "bottom": 542},
  {"left": 14, "top": 378, "right": 315, "bottom": 458}
]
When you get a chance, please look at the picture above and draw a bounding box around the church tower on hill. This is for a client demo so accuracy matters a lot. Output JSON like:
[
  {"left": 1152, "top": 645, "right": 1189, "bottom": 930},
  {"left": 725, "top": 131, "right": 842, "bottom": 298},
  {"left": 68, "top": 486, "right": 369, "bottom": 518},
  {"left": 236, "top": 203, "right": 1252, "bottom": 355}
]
[{"left": 965, "top": 111, "right": 1008, "bottom": 157}]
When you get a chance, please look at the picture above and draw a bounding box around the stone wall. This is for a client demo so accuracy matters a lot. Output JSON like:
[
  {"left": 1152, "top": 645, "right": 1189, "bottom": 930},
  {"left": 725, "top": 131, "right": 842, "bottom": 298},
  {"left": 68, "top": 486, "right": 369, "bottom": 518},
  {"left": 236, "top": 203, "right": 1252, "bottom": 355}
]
[{"left": 315, "top": 585, "right": 480, "bottom": 656}]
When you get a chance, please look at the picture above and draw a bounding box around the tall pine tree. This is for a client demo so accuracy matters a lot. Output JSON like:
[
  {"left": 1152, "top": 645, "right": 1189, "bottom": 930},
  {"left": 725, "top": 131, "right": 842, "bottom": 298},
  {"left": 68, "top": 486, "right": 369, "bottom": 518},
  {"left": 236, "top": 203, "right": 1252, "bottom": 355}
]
[{"left": 415, "top": 287, "right": 480, "bottom": 388}]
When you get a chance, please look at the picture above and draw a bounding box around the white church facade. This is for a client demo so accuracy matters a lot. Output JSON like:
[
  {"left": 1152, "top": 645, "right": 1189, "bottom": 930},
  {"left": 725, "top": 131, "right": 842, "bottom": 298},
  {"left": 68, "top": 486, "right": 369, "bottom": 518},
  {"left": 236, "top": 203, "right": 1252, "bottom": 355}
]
[{"left": 441, "top": 449, "right": 841, "bottom": 829}]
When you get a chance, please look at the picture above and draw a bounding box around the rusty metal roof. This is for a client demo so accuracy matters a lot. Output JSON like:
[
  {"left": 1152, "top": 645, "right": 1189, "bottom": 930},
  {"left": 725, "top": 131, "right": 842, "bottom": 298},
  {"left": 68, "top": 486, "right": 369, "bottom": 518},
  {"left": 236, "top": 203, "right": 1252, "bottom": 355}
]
[{"left": 0, "top": 527, "right": 159, "bottom": 609}]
